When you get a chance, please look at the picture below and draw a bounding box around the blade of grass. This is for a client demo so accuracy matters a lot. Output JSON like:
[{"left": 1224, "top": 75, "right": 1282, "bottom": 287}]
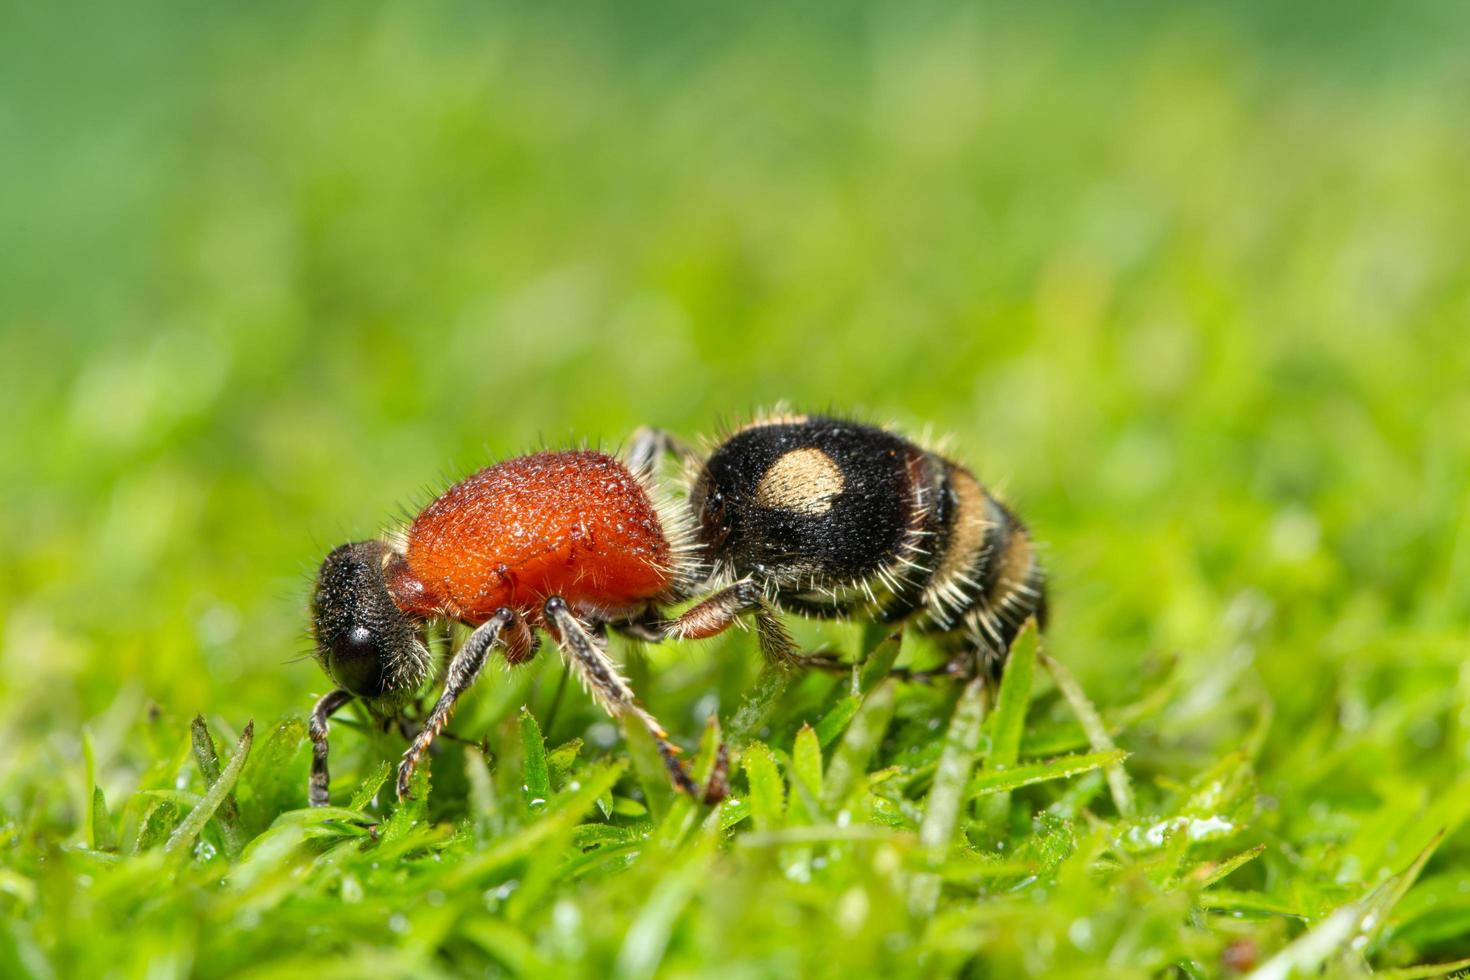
[
  {"left": 823, "top": 679, "right": 897, "bottom": 810},
  {"left": 988, "top": 625, "right": 1036, "bottom": 766},
  {"left": 442, "top": 760, "right": 628, "bottom": 889},
  {"left": 982, "top": 624, "right": 1037, "bottom": 829},
  {"left": 1374, "top": 958, "right": 1470, "bottom": 980},
  {"left": 911, "top": 677, "right": 988, "bottom": 915},
  {"left": 855, "top": 627, "right": 902, "bottom": 695},
  {"left": 90, "top": 787, "right": 115, "bottom": 853},
  {"left": 743, "top": 741, "right": 785, "bottom": 832},
  {"left": 190, "top": 715, "right": 244, "bottom": 858},
  {"left": 82, "top": 727, "right": 100, "bottom": 849},
  {"left": 520, "top": 707, "right": 550, "bottom": 816},
  {"left": 465, "top": 746, "right": 502, "bottom": 841},
  {"left": 164, "top": 720, "right": 254, "bottom": 856},
  {"left": 727, "top": 664, "right": 792, "bottom": 745},
  {"left": 460, "top": 917, "right": 549, "bottom": 975},
  {"left": 1041, "top": 650, "right": 1135, "bottom": 818},
  {"left": 814, "top": 697, "right": 859, "bottom": 748},
  {"left": 1247, "top": 831, "right": 1446, "bottom": 980},
  {"left": 614, "top": 836, "right": 717, "bottom": 980},
  {"left": 648, "top": 716, "right": 725, "bottom": 852},
  {"left": 967, "top": 749, "right": 1127, "bottom": 798},
  {"left": 791, "top": 724, "right": 824, "bottom": 810},
  {"left": 735, "top": 825, "right": 907, "bottom": 847},
  {"left": 1184, "top": 843, "right": 1267, "bottom": 889},
  {"left": 784, "top": 724, "right": 825, "bottom": 881},
  {"left": 347, "top": 760, "right": 390, "bottom": 812},
  {"left": 1198, "top": 890, "right": 1307, "bottom": 918},
  {"left": 622, "top": 715, "right": 674, "bottom": 821}
]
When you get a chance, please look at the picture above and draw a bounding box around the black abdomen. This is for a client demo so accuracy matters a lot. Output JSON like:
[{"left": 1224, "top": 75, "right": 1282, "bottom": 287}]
[
  {"left": 691, "top": 418, "right": 914, "bottom": 587},
  {"left": 690, "top": 415, "right": 1047, "bottom": 668}
]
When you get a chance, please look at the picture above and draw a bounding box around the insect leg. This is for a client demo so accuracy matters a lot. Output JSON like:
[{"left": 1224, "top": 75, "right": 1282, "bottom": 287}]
[
  {"left": 658, "top": 580, "right": 799, "bottom": 667},
  {"left": 543, "top": 596, "right": 725, "bottom": 803},
  {"left": 397, "top": 607, "right": 514, "bottom": 801},
  {"left": 622, "top": 426, "right": 698, "bottom": 478},
  {"left": 309, "top": 688, "right": 354, "bottom": 808}
]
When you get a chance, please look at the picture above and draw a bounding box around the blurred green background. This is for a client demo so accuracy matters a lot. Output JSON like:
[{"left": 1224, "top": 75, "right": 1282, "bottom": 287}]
[{"left": 3, "top": 0, "right": 1470, "bottom": 975}]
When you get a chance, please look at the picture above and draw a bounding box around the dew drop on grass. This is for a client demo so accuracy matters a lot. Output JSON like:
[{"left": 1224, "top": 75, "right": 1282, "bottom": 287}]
[
  {"left": 1123, "top": 815, "right": 1238, "bottom": 850},
  {"left": 193, "top": 839, "right": 216, "bottom": 862},
  {"left": 484, "top": 879, "right": 520, "bottom": 911}
]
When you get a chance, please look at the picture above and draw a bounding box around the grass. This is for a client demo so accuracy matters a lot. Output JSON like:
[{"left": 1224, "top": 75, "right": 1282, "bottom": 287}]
[{"left": 3, "top": 1, "right": 1470, "bottom": 976}]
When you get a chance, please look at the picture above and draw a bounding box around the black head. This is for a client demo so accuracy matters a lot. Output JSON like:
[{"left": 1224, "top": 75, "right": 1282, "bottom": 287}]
[
  {"left": 691, "top": 417, "right": 913, "bottom": 587},
  {"left": 310, "top": 541, "right": 424, "bottom": 699}
]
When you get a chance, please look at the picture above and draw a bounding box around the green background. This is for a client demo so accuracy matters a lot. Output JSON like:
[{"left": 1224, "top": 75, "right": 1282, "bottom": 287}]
[{"left": 2, "top": 1, "right": 1469, "bottom": 976}]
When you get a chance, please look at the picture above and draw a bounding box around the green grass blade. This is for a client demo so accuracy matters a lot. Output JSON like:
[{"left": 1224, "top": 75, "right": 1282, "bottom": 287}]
[
  {"left": 1247, "top": 831, "right": 1446, "bottom": 980},
  {"left": 814, "top": 696, "right": 859, "bottom": 748},
  {"left": 465, "top": 746, "right": 502, "bottom": 841},
  {"left": 164, "top": 720, "right": 254, "bottom": 856},
  {"left": 856, "top": 628, "right": 902, "bottom": 695},
  {"left": 81, "top": 726, "right": 99, "bottom": 849},
  {"left": 1041, "top": 650, "right": 1136, "bottom": 818},
  {"left": 621, "top": 715, "right": 674, "bottom": 821},
  {"left": 727, "top": 665, "right": 792, "bottom": 745},
  {"left": 1184, "top": 843, "right": 1267, "bottom": 889},
  {"left": 90, "top": 787, "right": 115, "bottom": 853},
  {"left": 190, "top": 714, "right": 244, "bottom": 858},
  {"left": 988, "top": 623, "right": 1036, "bottom": 768},
  {"left": 742, "top": 741, "right": 785, "bottom": 832},
  {"left": 823, "top": 679, "right": 897, "bottom": 810},
  {"left": 983, "top": 623, "right": 1037, "bottom": 828},
  {"left": 1374, "top": 958, "right": 1470, "bottom": 980},
  {"left": 912, "top": 677, "right": 988, "bottom": 915},
  {"left": 347, "top": 760, "right": 390, "bottom": 812},
  {"left": 967, "top": 749, "right": 1127, "bottom": 799},
  {"left": 520, "top": 707, "right": 551, "bottom": 815},
  {"left": 615, "top": 837, "right": 716, "bottom": 980},
  {"left": 648, "top": 716, "right": 725, "bottom": 852},
  {"left": 442, "top": 760, "right": 628, "bottom": 889},
  {"left": 791, "top": 724, "right": 824, "bottom": 807}
]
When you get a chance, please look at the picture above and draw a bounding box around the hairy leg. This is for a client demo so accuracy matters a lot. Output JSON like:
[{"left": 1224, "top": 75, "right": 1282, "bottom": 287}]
[
  {"left": 309, "top": 688, "right": 355, "bottom": 808},
  {"left": 397, "top": 607, "right": 515, "bottom": 801},
  {"left": 657, "top": 580, "right": 798, "bottom": 667},
  {"left": 543, "top": 596, "right": 725, "bottom": 803},
  {"left": 623, "top": 425, "right": 698, "bottom": 478}
]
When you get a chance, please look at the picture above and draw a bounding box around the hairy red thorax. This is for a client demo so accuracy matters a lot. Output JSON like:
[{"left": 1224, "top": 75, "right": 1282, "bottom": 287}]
[{"left": 386, "top": 450, "right": 676, "bottom": 625}]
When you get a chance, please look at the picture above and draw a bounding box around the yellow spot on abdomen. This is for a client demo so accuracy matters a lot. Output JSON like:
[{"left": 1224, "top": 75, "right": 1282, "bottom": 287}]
[{"left": 756, "top": 448, "right": 845, "bottom": 515}]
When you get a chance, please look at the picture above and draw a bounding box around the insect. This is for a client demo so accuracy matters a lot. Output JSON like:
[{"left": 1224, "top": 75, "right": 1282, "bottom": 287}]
[
  {"left": 629, "top": 414, "right": 1047, "bottom": 679},
  {"left": 307, "top": 415, "right": 1045, "bottom": 808},
  {"left": 308, "top": 449, "right": 732, "bottom": 807}
]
